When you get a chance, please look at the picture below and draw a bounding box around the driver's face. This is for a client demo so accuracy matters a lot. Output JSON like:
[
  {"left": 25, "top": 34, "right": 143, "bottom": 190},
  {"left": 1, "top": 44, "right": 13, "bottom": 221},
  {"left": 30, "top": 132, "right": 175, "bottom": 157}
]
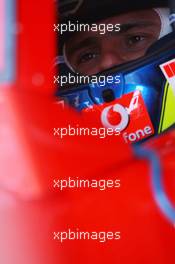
[{"left": 65, "top": 9, "right": 161, "bottom": 75}]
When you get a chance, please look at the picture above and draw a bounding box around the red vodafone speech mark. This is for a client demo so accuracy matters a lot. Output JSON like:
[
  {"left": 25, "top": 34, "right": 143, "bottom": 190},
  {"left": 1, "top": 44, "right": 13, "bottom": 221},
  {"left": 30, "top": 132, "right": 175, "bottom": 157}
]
[{"left": 101, "top": 103, "right": 129, "bottom": 131}]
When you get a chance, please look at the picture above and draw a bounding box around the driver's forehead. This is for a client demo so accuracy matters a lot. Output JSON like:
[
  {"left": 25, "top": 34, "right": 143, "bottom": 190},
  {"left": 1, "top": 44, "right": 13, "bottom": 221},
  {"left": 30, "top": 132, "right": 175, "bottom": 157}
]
[{"left": 65, "top": 9, "right": 160, "bottom": 48}]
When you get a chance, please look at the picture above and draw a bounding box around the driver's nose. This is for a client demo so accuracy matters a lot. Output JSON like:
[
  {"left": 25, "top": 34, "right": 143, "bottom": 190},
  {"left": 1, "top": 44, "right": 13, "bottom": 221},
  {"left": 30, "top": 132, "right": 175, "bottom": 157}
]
[{"left": 98, "top": 39, "right": 125, "bottom": 72}]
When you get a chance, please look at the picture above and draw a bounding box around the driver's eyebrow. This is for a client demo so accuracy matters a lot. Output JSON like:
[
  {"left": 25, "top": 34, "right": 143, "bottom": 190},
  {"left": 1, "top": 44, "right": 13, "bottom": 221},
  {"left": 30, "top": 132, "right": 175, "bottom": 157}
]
[
  {"left": 66, "top": 37, "right": 97, "bottom": 55},
  {"left": 119, "top": 21, "right": 154, "bottom": 33}
]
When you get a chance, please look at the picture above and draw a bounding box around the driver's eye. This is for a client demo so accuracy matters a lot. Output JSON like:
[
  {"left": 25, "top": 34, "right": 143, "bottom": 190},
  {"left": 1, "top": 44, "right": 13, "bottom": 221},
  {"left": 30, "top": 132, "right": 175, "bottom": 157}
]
[
  {"left": 78, "top": 51, "right": 99, "bottom": 64},
  {"left": 126, "top": 35, "right": 145, "bottom": 46}
]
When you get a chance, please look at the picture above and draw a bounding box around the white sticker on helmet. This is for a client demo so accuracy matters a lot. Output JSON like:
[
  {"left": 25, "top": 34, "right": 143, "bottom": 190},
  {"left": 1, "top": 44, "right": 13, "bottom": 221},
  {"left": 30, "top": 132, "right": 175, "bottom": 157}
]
[{"left": 160, "top": 58, "right": 175, "bottom": 94}]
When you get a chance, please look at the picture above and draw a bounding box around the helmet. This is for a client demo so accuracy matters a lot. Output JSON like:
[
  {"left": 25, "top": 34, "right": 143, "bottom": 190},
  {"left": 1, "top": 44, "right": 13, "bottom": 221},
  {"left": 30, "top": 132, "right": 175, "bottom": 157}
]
[{"left": 56, "top": 0, "right": 175, "bottom": 144}]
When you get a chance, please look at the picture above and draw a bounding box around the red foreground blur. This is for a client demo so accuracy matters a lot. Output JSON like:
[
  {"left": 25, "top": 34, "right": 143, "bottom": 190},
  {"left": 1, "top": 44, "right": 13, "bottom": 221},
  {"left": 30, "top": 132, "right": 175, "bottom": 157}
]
[{"left": 0, "top": 1, "right": 175, "bottom": 263}]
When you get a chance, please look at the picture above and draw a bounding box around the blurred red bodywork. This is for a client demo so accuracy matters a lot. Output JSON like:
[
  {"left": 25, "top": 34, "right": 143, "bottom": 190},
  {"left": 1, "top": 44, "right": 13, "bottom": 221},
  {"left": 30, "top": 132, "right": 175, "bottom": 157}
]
[{"left": 0, "top": 1, "right": 175, "bottom": 264}]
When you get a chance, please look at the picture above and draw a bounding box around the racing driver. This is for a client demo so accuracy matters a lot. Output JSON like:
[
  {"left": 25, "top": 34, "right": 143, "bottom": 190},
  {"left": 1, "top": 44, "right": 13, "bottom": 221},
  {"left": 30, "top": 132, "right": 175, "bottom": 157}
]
[{"left": 56, "top": 0, "right": 175, "bottom": 144}]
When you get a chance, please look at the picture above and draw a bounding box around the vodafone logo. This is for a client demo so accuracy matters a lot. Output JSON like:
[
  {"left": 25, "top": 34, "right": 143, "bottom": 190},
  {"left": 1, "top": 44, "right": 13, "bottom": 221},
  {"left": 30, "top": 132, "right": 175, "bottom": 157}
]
[
  {"left": 101, "top": 103, "right": 129, "bottom": 131},
  {"left": 87, "top": 91, "right": 154, "bottom": 143}
]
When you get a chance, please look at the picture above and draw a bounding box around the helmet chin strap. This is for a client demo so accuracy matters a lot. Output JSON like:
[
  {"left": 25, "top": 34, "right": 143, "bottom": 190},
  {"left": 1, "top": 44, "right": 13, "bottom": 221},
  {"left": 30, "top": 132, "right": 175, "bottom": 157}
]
[{"left": 154, "top": 8, "right": 173, "bottom": 39}]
